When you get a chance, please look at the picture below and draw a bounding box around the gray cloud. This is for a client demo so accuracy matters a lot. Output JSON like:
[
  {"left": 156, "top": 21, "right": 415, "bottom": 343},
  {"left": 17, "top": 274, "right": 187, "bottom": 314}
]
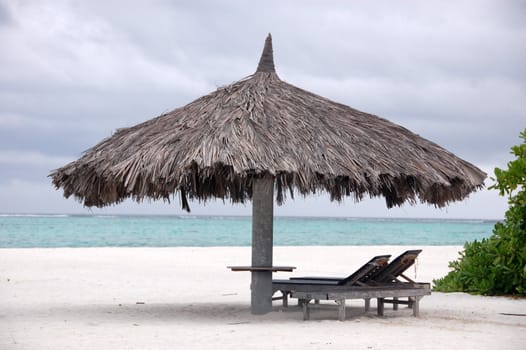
[
  {"left": 0, "top": 1, "right": 12, "bottom": 27},
  {"left": 0, "top": 0, "right": 524, "bottom": 218}
]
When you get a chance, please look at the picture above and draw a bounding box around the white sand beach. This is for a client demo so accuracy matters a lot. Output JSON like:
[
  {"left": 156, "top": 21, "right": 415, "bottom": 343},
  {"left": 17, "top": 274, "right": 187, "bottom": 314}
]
[{"left": 1, "top": 246, "right": 525, "bottom": 349}]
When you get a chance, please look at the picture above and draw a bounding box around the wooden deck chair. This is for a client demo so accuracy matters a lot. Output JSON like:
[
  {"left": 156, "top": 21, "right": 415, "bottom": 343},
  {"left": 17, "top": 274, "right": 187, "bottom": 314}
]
[
  {"left": 366, "top": 249, "right": 423, "bottom": 313},
  {"left": 370, "top": 249, "right": 422, "bottom": 284},
  {"left": 289, "top": 254, "right": 391, "bottom": 285},
  {"left": 273, "top": 251, "right": 428, "bottom": 320},
  {"left": 272, "top": 255, "right": 390, "bottom": 306}
]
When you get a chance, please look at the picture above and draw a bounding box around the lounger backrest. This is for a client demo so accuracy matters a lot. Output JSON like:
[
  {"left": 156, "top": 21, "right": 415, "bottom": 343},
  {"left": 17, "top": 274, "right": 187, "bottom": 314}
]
[
  {"left": 338, "top": 255, "right": 391, "bottom": 286},
  {"left": 371, "top": 249, "right": 422, "bottom": 283}
]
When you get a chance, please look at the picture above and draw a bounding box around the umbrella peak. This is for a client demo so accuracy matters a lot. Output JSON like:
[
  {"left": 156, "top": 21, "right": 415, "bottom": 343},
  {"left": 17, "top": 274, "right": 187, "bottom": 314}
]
[{"left": 256, "top": 34, "right": 275, "bottom": 73}]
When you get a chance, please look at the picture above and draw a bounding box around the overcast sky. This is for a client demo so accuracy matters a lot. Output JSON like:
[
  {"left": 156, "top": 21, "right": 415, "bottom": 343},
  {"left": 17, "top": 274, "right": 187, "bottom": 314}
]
[{"left": 0, "top": 0, "right": 524, "bottom": 219}]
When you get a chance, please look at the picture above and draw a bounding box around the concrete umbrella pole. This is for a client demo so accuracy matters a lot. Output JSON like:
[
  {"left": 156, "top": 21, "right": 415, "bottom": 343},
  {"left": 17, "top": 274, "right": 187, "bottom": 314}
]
[{"left": 250, "top": 175, "right": 274, "bottom": 314}]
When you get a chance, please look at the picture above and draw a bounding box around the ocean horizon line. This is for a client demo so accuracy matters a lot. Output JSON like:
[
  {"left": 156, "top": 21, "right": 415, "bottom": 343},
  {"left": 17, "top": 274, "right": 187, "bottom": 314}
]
[{"left": 0, "top": 212, "right": 502, "bottom": 223}]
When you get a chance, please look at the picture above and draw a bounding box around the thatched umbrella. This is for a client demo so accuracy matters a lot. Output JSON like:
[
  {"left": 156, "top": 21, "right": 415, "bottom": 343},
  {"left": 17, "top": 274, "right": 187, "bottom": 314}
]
[{"left": 50, "top": 34, "right": 486, "bottom": 314}]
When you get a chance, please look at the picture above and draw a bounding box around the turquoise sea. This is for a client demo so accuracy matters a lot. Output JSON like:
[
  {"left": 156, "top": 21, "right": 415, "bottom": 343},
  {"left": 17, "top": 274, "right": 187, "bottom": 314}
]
[{"left": 0, "top": 214, "right": 496, "bottom": 248}]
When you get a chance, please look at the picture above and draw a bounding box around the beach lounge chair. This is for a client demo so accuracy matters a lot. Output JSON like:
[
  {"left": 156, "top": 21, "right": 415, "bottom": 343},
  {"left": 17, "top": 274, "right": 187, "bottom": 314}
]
[
  {"left": 363, "top": 249, "right": 423, "bottom": 315},
  {"left": 290, "top": 250, "right": 421, "bottom": 284},
  {"left": 288, "top": 254, "right": 391, "bottom": 284},
  {"left": 272, "top": 255, "right": 390, "bottom": 307},
  {"left": 273, "top": 250, "right": 430, "bottom": 321},
  {"left": 371, "top": 249, "right": 422, "bottom": 284}
]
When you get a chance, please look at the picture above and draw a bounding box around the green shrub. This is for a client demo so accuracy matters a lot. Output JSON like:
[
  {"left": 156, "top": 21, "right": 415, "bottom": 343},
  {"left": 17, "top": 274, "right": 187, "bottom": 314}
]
[{"left": 433, "top": 129, "right": 526, "bottom": 295}]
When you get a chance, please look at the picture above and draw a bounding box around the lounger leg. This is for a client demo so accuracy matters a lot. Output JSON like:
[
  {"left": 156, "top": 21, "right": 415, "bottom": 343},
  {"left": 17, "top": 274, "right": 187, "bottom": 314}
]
[
  {"left": 393, "top": 297, "right": 399, "bottom": 310},
  {"left": 302, "top": 299, "right": 311, "bottom": 321},
  {"left": 364, "top": 298, "right": 371, "bottom": 312},
  {"left": 377, "top": 298, "right": 384, "bottom": 316},
  {"left": 282, "top": 291, "right": 288, "bottom": 307},
  {"left": 412, "top": 297, "right": 421, "bottom": 317},
  {"left": 336, "top": 299, "right": 346, "bottom": 321}
]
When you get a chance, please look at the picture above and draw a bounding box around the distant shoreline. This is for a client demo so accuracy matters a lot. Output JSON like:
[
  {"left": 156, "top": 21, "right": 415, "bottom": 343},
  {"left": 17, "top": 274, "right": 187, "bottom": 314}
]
[{"left": 0, "top": 212, "right": 503, "bottom": 222}]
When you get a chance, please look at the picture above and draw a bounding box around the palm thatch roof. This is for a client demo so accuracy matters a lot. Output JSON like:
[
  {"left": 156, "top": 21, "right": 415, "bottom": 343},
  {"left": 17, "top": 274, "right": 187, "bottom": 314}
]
[{"left": 50, "top": 34, "right": 486, "bottom": 211}]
